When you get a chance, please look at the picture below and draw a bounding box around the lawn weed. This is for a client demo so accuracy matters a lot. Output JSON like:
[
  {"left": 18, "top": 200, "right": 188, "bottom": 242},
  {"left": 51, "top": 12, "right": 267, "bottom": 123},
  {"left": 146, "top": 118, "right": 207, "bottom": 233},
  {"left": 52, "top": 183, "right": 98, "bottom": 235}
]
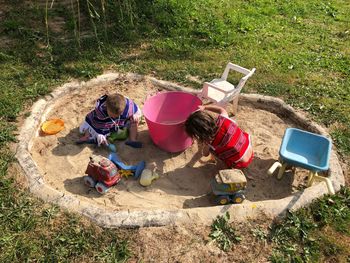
[{"left": 209, "top": 212, "right": 242, "bottom": 251}]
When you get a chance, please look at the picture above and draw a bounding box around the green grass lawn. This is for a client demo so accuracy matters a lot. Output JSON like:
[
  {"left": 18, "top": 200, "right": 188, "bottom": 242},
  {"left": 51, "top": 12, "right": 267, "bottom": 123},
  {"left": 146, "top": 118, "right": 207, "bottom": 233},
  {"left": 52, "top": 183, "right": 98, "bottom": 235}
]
[{"left": 0, "top": 0, "right": 349, "bottom": 261}]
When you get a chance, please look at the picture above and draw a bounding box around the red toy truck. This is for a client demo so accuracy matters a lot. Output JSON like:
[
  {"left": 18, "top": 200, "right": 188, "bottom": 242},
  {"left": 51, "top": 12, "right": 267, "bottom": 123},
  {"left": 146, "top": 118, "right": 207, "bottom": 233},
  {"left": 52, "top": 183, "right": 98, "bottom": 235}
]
[{"left": 83, "top": 155, "right": 122, "bottom": 194}]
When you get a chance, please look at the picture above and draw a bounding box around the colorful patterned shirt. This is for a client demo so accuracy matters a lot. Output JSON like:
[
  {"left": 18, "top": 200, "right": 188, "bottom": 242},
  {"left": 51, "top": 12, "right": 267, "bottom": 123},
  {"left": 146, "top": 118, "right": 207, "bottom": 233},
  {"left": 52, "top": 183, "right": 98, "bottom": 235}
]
[{"left": 85, "top": 94, "right": 140, "bottom": 135}]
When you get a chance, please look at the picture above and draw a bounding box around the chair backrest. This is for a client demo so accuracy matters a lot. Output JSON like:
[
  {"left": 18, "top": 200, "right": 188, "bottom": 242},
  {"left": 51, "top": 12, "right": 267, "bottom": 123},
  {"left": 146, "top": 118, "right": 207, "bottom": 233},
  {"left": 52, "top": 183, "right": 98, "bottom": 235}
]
[
  {"left": 198, "top": 62, "right": 255, "bottom": 106},
  {"left": 221, "top": 64, "right": 255, "bottom": 104},
  {"left": 235, "top": 67, "right": 256, "bottom": 93},
  {"left": 221, "top": 62, "right": 252, "bottom": 80}
]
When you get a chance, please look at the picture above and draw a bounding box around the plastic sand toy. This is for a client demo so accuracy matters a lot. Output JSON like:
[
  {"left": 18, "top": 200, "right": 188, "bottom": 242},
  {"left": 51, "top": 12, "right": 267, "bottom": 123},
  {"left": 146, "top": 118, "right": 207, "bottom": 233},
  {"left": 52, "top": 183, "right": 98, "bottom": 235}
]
[
  {"left": 268, "top": 128, "right": 334, "bottom": 194},
  {"left": 139, "top": 169, "right": 159, "bottom": 186},
  {"left": 83, "top": 155, "right": 122, "bottom": 194},
  {"left": 143, "top": 91, "right": 202, "bottom": 152},
  {"left": 108, "top": 152, "right": 145, "bottom": 179},
  {"left": 108, "top": 129, "right": 129, "bottom": 142},
  {"left": 41, "top": 119, "right": 64, "bottom": 135},
  {"left": 211, "top": 169, "right": 247, "bottom": 205}
]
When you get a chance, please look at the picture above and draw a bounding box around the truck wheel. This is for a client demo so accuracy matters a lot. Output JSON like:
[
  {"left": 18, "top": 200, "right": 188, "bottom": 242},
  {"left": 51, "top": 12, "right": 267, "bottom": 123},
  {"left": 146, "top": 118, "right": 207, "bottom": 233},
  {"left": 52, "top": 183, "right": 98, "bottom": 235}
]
[
  {"left": 217, "top": 196, "right": 230, "bottom": 205},
  {"left": 95, "top": 182, "right": 109, "bottom": 194},
  {"left": 83, "top": 176, "right": 96, "bottom": 188},
  {"left": 232, "top": 192, "right": 245, "bottom": 204}
]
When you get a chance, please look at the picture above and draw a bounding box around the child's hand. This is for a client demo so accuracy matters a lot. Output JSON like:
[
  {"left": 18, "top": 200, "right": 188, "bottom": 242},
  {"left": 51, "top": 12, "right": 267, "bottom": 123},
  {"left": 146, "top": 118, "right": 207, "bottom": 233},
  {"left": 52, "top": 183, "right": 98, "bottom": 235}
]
[
  {"left": 198, "top": 105, "right": 205, "bottom": 111},
  {"left": 200, "top": 144, "right": 210, "bottom": 157},
  {"left": 97, "top": 134, "right": 108, "bottom": 146},
  {"left": 130, "top": 114, "right": 140, "bottom": 123}
]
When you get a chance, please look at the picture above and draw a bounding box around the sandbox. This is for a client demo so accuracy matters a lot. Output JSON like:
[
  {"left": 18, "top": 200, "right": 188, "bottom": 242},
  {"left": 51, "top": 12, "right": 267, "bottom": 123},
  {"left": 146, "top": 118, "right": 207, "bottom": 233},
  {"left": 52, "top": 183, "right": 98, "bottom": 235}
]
[{"left": 16, "top": 73, "right": 345, "bottom": 227}]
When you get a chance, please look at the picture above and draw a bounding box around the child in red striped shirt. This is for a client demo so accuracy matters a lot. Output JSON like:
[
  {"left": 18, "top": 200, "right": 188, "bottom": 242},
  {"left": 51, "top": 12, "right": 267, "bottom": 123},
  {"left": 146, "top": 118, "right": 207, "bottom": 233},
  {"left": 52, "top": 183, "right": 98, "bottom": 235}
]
[{"left": 185, "top": 104, "right": 253, "bottom": 170}]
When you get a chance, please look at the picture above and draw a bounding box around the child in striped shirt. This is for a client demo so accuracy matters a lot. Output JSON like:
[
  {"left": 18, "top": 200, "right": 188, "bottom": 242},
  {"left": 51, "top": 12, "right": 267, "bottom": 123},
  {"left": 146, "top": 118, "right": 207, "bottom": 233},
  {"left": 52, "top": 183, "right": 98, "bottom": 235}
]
[
  {"left": 78, "top": 93, "right": 142, "bottom": 148},
  {"left": 185, "top": 104, "right": 253, "bottom": 170}
]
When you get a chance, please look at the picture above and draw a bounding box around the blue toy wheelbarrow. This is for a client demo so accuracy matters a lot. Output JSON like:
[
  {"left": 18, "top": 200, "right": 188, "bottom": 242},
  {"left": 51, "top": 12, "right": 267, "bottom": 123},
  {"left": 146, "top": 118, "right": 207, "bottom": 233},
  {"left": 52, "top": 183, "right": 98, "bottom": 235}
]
[{"left": 267, "top": 128, "right": 334, "bottom": 194}]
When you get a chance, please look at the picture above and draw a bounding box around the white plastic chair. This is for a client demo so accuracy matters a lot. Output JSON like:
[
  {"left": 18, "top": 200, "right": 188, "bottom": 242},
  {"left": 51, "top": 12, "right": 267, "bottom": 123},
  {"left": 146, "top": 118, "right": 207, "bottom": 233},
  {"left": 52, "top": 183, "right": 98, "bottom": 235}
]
[{"left": 199, "top": 62, "right": 255, "bottom": 113}]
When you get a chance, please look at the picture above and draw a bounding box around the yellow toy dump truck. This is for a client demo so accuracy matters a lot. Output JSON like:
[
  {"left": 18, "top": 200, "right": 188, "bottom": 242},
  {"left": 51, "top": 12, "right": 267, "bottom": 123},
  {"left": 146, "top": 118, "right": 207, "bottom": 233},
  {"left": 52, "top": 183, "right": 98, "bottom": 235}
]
[{"left": 211, "top": 169, "right": 247, "bottom": 205}]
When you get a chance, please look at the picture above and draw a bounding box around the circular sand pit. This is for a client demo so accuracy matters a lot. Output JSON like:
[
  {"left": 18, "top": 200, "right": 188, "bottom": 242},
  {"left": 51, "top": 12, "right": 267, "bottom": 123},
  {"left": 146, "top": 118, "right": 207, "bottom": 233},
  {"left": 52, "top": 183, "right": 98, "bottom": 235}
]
[{"left": 16, "top": 73, "right": 345, "bottom": 227}]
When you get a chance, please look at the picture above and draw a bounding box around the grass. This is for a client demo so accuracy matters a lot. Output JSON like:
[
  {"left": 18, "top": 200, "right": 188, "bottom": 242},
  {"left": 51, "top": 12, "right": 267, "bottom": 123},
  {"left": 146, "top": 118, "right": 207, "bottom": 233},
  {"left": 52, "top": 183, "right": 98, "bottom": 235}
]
[
  {"left": 0, "top": 0, "right": 349, "bottom": 261},
  {"left": 0, "top": 171, "right": 132, "bottom": 262},
  {"left": 208, "top": 187, "right": 349, "bottom": 261},
  {"left": 209, "top": 212, "right": 242, "bottom": 251},
  {"left": 268, "top": 187, "right": 350, "bottom": 262}
]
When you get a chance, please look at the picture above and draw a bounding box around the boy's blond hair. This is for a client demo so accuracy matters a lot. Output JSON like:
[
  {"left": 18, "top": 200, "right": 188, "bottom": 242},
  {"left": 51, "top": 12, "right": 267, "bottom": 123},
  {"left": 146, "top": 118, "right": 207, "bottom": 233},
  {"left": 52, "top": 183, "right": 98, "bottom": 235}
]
[{"left": 106, "top": 93, "right": 126, "bottom": 115}]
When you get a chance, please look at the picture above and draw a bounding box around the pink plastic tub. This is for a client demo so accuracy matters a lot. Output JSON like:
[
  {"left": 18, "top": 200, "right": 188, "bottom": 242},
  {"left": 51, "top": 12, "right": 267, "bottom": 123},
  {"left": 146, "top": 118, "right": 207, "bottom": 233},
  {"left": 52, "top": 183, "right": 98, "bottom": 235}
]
[{"left": 143, "top": 91, "right": 202, "bottom": 152}]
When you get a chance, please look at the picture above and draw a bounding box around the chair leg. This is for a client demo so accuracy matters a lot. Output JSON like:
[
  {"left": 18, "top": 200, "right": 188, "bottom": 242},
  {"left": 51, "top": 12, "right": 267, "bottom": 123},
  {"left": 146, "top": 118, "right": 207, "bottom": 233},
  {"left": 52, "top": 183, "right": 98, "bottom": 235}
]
[{"left": 231, "top": 96, "right": 239, "bottom": 115}]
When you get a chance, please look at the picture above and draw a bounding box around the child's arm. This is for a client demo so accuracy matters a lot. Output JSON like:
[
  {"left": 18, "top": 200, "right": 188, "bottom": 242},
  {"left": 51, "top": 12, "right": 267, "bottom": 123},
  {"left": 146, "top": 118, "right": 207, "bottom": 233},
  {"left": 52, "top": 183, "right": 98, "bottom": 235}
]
[
  {"left": 202, "top": 144, "right": 210, "bottom": 157},
  {"left": 127, "top": 99, "right": 142, "bottom": 123},
  {"left": 130, "top": 108, "right": 142, "bottom": 123},
  {"left": 199, "top": 104, "right": 228, "bottom": 117}
]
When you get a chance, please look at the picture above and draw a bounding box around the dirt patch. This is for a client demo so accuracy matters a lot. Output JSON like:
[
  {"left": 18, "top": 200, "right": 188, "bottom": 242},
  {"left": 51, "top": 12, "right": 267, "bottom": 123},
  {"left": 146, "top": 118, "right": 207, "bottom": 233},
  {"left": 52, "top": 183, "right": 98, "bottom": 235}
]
[
  {"left": 30, "top": 74, "right": 314, "bottom": 211},
  {"left": 128, "top": 219, "right": 273, "bottom": 262}
]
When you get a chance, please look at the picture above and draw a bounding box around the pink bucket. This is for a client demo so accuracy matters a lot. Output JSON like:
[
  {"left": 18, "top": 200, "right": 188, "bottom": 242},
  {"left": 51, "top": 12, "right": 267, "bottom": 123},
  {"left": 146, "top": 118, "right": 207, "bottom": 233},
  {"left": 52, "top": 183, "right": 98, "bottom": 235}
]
[{"left": 143, "top": 91, "right": 202, "bottom": 152}]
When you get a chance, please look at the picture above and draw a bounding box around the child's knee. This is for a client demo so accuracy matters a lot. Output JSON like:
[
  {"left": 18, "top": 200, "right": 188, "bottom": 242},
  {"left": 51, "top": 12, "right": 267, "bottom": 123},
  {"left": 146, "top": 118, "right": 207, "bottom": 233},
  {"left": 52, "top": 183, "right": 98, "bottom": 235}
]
[
  {"left": 234, "top": 147, "right": 254, "bottom": 169},
  {"left": 241, "top": 146, "right": 253, "bottom": 163}
]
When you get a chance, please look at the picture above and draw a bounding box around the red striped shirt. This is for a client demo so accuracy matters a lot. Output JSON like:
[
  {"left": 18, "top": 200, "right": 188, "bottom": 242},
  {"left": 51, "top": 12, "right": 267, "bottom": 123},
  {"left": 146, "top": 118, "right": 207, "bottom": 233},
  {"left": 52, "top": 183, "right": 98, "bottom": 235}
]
[{"left": 209, "top": 115, "right": 251, "bottom": 168}]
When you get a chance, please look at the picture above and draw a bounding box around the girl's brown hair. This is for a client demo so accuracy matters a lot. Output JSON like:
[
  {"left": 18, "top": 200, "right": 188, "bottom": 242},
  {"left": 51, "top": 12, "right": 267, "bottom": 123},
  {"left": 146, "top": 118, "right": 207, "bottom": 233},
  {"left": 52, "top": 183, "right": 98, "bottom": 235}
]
[
  {"left": 185, "top": 110, "right": 218, "bottom": 142},
  {"left": 106, "top": 93, "right": 126, "bottom": 115}
]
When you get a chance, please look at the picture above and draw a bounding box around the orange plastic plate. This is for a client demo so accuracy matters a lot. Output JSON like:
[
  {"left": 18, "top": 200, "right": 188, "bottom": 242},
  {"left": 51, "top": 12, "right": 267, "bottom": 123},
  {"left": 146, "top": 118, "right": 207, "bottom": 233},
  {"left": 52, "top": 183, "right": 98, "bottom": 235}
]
[{"left": 41, "top": 119, "right": 64, "bottom": 135}]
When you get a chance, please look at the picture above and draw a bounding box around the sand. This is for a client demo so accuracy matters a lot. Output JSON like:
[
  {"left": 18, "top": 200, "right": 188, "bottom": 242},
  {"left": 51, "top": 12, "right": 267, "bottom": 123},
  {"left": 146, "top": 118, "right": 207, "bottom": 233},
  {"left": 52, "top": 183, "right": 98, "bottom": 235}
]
[{"left": 30, "top": 75, "right": 312, "bottom": 211}]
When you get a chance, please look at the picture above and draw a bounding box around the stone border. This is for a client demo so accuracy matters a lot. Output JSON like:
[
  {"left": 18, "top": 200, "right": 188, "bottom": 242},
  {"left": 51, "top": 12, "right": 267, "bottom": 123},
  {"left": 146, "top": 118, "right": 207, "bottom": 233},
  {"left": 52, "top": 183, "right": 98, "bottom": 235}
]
[{"left": 16, "top": 72, "right": 345, "bottom": 227}]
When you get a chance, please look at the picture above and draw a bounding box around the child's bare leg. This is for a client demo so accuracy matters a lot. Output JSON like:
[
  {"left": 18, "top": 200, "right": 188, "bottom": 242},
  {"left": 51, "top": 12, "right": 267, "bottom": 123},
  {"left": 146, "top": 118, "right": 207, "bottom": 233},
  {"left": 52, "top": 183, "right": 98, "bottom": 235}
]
[
  {"left": 128, "top": 122, "right": 137, "bottom": 141},
  {"left": 76, "top": 131, "right": 93, "bottom": 144},
  {"left": 79, "top": 131, "right": 90, "bottom": 141},
  {"left": 125, "top": 121, "right": 142, "bottom": 148}
]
